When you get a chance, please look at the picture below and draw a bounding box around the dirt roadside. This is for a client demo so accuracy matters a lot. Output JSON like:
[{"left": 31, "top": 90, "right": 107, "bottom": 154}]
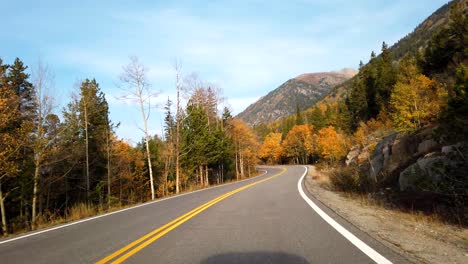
[{"left": 304, "top": 166, "right": 468, "bottom": 264}]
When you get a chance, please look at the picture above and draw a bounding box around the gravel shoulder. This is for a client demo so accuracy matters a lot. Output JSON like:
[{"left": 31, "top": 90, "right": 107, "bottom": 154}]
[{"left": 304, "top": 165, "right": 468, "bottom": 264}]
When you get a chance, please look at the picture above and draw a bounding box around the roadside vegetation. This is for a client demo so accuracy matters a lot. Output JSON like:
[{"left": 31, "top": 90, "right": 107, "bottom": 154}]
[
  {"left": 0, "top": 57, "right": 258, "bottom": 236},
  {"left": 1, "top": 0, "right": 466, "bottom": 238},
  {"left": 256, "top": 2, "right": 467, "bottom": 226}
]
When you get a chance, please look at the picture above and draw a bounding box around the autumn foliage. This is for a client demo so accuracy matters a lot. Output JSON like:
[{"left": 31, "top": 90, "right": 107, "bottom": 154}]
[
  {"left": 258, "top": 124, "right": 351, "bottom": 165},
  {"left": 281, "top": 125, "right": 314, "bottom": 164},
  {"left": 390, "top": 71, "right": 447, "bottom": 133},
  {"left": 228, "top": 118, "right": 259, "bottom": 179},
  {"left": 259, "top": 132, "right": 282, "bottom": 164},
  {"left": 315, "top": 126, "right": 348, "bottom": 162}
]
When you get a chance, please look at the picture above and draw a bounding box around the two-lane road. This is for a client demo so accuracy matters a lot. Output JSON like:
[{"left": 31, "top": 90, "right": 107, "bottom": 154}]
[{"left": 0, "top": 166, "right": 408, "bottom": 263}]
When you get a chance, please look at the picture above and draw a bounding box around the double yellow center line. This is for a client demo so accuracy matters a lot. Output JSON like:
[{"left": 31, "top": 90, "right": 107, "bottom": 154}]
[{"left": 97, "top": 168, "right": 286, "bottom": 264}]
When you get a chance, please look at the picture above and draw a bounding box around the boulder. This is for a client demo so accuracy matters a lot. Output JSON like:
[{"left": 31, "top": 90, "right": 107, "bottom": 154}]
[
  {"left": 399, "top": 154, "right": 445, "bottom": 191},
  {"left": 417, "top": 139, "right": 439, "bottom": 155},
  {"left": 441, "top": 142, "right": 463, "bottom": 154},
  {"left": 346, "top": 145, "right": 360, "bottom": 166},
  {"left": 357, "top": 145, "right": 371, "bottom": 164},
  {"left": 369, "top": 133, "right": 397, "bottom": 180},
  {"left": 399, "top": 142, "right": 468, "bottom": 191},
  {"left": 386, "top": 134, "right": 418, "bottom": 175}
]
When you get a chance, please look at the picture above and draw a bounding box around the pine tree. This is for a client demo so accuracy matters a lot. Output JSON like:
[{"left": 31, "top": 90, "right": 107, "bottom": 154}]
[
  {"left": 375, "top": 41, "right": 396, "bottom": 112},
  {"left": 308, "top": 107, "right": 326, "bottom": 130},
  {"left": 182, "top": 103, "right": 210, "bottom": 185},
  {"left": 439, "top": 64, "right": 468, "bottom": 141},
  {"left": 363, "top": 61, "right": 379, "bottom": 118},
  {"left": 6, "top": 58, "right": 36, "bottom": 231},
  {"left": 348, "top": 75, "right": 368, "bottom": 128},
  {"left": 423, "top": 1, "right": 467, "bottom": 76},
  {"left": 221, "top": 107, "right": 232, "bottom": 131},
  {"left": 163, "top": 98, "right": 175, "bottom": 141},
  {"left": 7, "top": 58, "right": 35, "bottom": 119},
  {"left": 78, "top": 79, "right": 110, "bottom": 204},
  {"left": 295, "top": 103, "right": 304, "bottom": 125}
]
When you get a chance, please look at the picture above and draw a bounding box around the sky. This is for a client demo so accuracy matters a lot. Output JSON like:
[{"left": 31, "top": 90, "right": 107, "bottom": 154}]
[{"left": 1, "top": 0, "right": 448, "bottom": 144}]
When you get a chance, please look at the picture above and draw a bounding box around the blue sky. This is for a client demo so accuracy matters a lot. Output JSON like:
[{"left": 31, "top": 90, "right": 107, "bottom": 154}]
[{"left": 1, "top": 0, "right": 448, "bottom": 143}]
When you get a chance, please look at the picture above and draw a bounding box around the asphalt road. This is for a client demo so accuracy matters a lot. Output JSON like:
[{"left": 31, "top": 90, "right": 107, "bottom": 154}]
[{"left": 0, "top": 166, "right": 409, "bottom": 263}]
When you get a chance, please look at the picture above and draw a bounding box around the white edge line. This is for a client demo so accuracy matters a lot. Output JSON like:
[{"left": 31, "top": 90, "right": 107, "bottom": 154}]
[
  {"left": 0, "top": 169, "right": 269, "bottom": 245},
  {"left": 298, "top": 166, "right": 392, "bottom": 264}
]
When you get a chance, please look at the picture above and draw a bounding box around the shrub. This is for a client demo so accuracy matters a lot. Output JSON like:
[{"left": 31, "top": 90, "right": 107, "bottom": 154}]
[{"left": 329, "top": 166, "right": 373, "bottom": 193}]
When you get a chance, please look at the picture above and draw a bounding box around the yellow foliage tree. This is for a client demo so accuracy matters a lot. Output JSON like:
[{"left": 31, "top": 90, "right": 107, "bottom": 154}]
[
  {"left": 390, "top": 74, "right": 447, "bottom": 133},
  {"left": 353, "top": 124, "right": 367, "bottom": 147},
  {"left": 353, "top": 118, "right": 391, "bottom": 147},
  {"left": 227, "top": 119, "right": 259, "bottom": 179},
  {"left": 0, "top": 85, "right": 22, "bottom": 235},
  {"left": 281, "top": 125, "right": 314, "bottom": 164},
  {"left": 259, "top": 132, "right": 283, "bottom": 164},
  {"left": 111, "top": 139, "right": 148, "bottom": 203},
  {"left": 316, "top": 126, "right": 348, "bottom": 162}
]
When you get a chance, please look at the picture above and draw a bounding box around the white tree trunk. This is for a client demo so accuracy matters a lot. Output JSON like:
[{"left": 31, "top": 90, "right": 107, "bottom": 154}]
[
  {"left": 235, "top": 148, "right": 239, "bottom": 181},
  {"left": 175, "top": 63, "right": 181, "bottom": 194},
  {"left": 32, "top": 161, "right": 40, "bottom": 228},
  {"left": 239, "top": 147, "right": 245, "bottom": 179},
  {"left": 199, "top": 165, "right": 204, "bottom": 186},
  {"left": 140, "top": 96, "right": 155, "bottom": 201},
  {"left": 119, "top": 57, "right": 159, "bottom": 201},
  {"left": 0, "top": 182, "right": 7, "bottom": 235},
  {"left": 106, "top": 126, "right": 111, "bottom": 208},
  {"left": 205, "top": 165, "right": 210, "bottom": 186},
  {"left": 84, "top": 101, "right": 90, "bottom": 202}
]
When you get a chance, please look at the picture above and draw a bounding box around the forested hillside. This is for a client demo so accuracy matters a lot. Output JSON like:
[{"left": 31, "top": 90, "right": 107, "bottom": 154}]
[
  {"left": 255, "top": 0, "right": 467, "bottom": 224},
  {"left": 318, "top": 0, "right": 460, "bottom": 107},
  {"left": 0, "top": 58, "right": 258, "bottom": 236}
]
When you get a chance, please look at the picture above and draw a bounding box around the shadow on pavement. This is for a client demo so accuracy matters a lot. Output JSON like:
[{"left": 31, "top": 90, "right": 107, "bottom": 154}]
[{"left": 200, "top": 251, "right": 310, "bottom": 264}]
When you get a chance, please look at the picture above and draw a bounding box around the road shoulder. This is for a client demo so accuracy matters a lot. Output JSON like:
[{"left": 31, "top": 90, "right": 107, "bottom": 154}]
[{"left": 304, "top": 165, "right": 468, "bottom": 264}]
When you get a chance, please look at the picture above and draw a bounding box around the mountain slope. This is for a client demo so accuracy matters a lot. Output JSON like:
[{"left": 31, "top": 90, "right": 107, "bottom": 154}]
[
  {"left": 237, "top": 69, "right": 356, "bottom": 126},
  {"left": 315, "top": 0, "right": 457, "bottom": 106}
]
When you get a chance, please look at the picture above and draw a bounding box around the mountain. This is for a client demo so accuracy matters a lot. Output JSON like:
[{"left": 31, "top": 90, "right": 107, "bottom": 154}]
[{"left": 237, "top": 69, "right": 357, "bottom": 126}]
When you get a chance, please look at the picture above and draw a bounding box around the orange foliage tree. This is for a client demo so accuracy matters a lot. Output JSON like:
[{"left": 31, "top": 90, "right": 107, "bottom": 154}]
[
  {"left": 227, "top": 118, "right": 259, "bottom": 179},
  {"left": 0, "top": 85, "right": 21, "bottom": 235},
  {"left": 281, "top": 125, "right": 314, "bottom": 164},
  {"left": 316, "top": 126, "right": 348, "bottom": 162},
  {"left": 259, "top": 132, "right": 283, "bottom": 164},
  {"left": 111, "top": 139, "right": 148, "bottom": 204}
]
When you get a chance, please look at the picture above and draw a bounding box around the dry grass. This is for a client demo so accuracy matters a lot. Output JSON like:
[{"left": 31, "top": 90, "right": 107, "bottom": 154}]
[
  {"left": 307, "top": 167, "right": 468, "bottom": 263},
  {"left": 314, "top": 165, "right": 457, "bottom": 228},
  {"left": 66, "top": 203, "right": 98, "bottom": 221},
  {"left": 308, "top": 167, "right": 331, "bottom": 189},
  {"left": 342, "top": 192, "right": 448, "bottom": 227}
]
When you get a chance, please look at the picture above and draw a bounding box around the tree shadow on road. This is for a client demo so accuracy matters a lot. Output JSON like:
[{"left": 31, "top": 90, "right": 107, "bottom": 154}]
[{"left": 200, "top": 251, "right": 310, "bottom": 264}]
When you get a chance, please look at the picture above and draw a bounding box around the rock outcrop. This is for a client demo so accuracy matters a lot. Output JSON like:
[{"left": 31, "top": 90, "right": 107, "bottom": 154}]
[
  {"left": 399, "top": 142, "right": 468, "bottom": 191},
  {"left": 346, "top": 126, "right": 467, "bottom": 194}
]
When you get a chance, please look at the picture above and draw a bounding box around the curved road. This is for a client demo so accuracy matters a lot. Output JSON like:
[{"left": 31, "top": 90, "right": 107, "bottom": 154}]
[{"left": 0, "top": 166, "right": 408, "bottom": 263}]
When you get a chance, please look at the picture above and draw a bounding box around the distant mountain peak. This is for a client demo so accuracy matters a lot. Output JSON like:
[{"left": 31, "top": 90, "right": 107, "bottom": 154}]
[
  {"left": 294, "top": 69, "right": 357, "bottom": 86},
  {"left": 335, "top": 68, "right": 359, "bottom": 78},
  {"left": 237, "top": 70, "right": 354, "bottom": 126}
]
